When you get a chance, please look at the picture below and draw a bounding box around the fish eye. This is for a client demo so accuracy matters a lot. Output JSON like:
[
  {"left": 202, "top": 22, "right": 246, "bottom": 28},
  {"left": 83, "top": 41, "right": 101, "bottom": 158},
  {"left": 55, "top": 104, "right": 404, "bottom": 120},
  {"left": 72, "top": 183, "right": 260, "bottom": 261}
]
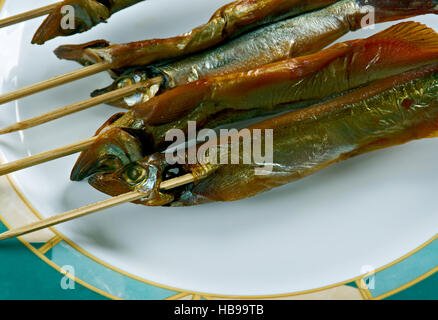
[
  {"left": 117, "top": 77, "right": 133, "bottom": 89},
  {"left": 122, "top": 164, "right": 148, "bottom": 186}
]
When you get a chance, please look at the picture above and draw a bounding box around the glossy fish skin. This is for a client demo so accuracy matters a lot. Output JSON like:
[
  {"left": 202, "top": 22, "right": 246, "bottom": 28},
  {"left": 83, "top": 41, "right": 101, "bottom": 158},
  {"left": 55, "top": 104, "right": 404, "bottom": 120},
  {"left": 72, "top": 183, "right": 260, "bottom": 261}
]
[
  {"left": 90, "top": 0, "right": 438, "bottom": 108},
  {"left": 159, "top": 0, "right": 438, "bottom": 88},
  {"left": 54, "top": 0, "right": 338, "bottom": 68},
  {"left": 72, "top": 126, "right": 145, "bottom": 181},
  {"left": 90, "top": 64, "right": 438, "bottom": 206},
  {"left": 70, "top": 22, "right": 438, "bottom": 181},
  {"left": 32, "top": 0, "right": 144, "bottom": 45}
]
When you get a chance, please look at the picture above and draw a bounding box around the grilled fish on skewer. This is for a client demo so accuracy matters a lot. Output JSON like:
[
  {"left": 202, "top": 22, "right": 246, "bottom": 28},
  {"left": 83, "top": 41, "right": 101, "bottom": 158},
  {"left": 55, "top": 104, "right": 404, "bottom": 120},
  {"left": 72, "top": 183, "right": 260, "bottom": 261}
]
[
  {"left": 76, "top": 0, "right": 438, "bottom": 108},
  {"left": 88, "top": 64, "right": 438, "bottom": 206},
  {"left": 55, "top": 0, "right": 338, "bottom": 68},
  {"left": 70, "top": 22, "right": 438, "bottom": 181},
  {"left": 2, "top": 61, "right": 438, "bottom": 238}
]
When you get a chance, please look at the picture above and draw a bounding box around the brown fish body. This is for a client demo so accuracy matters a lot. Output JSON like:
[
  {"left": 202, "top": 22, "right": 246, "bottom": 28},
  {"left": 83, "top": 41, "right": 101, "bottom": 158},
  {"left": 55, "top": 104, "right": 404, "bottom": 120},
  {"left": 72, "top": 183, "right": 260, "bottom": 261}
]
[
  {"left": 55, "top": 0, "right": 339, "bottom": 68},
  {"left": 171, "top": 64, "right": 438, "bottom": 205},
  {"left": 135, "top": 22, "right": 438, "bottom": 125},
  {"left": 83, "top": 0, "right": 438, "bottom": 109},
  {"left": 55, "top": 0, "right": 438, "bottom": 72},
  {"left": 88, "top": 64, "right": 438, "bottom": 206},
  {"left": 159, "top": 0, "right": 438, "bottom": 88},
  {"left": 70, "top": 22, "right": 438, "bottom": 181}
]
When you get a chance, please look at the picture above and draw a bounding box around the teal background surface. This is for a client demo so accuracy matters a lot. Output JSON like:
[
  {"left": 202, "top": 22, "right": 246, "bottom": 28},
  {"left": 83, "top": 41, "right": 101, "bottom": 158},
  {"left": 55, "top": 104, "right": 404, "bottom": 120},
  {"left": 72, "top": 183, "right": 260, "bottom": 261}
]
[
  {"left": 1, "top": 219, "right": 437, "bottom": 300},
  {"left": 0, "top": 222, "right": 107, "bottom": 300}
]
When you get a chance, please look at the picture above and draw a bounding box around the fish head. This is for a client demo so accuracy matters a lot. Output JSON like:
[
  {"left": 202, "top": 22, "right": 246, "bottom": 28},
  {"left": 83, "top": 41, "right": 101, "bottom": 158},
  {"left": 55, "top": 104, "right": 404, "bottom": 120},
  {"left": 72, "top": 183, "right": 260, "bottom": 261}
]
[
  {"left": 54, "top": 40, "right": 110, "bottom": 67},
  {"left": 70, "top": 126, "right": 144, "bottom": 182},
  {"left": 89, "top": 153, "right": 175, "bottom": 206},
  {"left": 91, "top": 71, "right": 160, "bottom": 108},
  {"left": 32, "top": 0, "right": 111, "bottom": 44}
]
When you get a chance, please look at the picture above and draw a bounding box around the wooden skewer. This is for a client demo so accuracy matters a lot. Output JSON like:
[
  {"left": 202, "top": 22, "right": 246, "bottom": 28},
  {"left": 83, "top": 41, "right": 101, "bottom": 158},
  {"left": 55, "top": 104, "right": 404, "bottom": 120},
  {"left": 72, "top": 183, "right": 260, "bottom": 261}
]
[
  {"left": 0, "top": 76, "right": 164, "bottom": 135},
  {"left": 0, "top": 136, "right": 97, "bottom": 176},
  {"left": 0, "top": 2, "right": 61, "bottom": 28},
  {"left": 0, "top": 62, "right": 112, "bottom": 105},
  {"left": 0, "top": 77, "right": 164, "bottom": 175},
  {"left": 0, "top": 173, "right": 196, "bottom": 240}
]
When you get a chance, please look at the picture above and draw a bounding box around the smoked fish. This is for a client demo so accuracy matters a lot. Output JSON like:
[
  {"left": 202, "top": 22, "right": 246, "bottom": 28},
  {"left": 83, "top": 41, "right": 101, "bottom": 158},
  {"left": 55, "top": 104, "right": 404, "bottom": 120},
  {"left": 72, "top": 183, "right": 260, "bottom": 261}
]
[
  {"left": 78, "top": 0, "right": 438, "bottom": 108},
  {"left": 87, "top": 64, "right": 438, "bottom": 206},
  {"left": 54, "top": 0, "right": 338, "bottom": 68},
  {"left": 70, "top": 22, "right": 438, "bottom": 182}
]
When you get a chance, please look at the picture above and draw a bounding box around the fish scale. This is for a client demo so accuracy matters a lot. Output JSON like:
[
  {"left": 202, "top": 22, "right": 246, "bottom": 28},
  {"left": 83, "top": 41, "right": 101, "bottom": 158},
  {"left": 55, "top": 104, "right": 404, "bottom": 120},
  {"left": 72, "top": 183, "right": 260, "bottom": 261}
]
[
  {"left": 70, "top": 22, "right": 438, "bottom": 196},
  {"left": 158, "top": 0, "right": 362, "bottom": 88},
  {"left": 171, "top": 65, "right": 438, "bottom": 205},
  {"left": 84, "top": 65, "right": 438, "bottom": 206},
  {"left": 87, "top": 0, "right": 438, "bottom": 109}
]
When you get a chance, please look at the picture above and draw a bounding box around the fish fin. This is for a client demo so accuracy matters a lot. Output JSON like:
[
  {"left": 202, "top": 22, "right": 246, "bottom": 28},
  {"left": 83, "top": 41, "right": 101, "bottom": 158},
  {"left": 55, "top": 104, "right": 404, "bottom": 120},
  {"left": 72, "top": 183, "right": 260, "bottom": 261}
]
[{"left": 368, "top": 21, "right": 438, "bottom": 49}]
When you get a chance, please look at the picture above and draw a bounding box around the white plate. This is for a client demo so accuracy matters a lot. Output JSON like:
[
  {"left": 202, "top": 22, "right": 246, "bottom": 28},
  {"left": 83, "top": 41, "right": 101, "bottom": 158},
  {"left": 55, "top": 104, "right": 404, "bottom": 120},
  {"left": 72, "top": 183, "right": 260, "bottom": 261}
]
[{"left": 1, "top": 0, "right": 438, "bottom": 296}]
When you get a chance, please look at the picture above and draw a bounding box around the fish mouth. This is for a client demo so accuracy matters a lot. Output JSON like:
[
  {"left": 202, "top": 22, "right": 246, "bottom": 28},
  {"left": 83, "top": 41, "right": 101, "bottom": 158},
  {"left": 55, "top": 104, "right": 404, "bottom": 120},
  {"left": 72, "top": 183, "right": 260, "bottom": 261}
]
[
  {"left": 88, "top": 172, "right": 134, "bottom": 197},
  {"left": 88, "top": 155, "right": 178, "bottom": 207},
  {"left": 91, "top": 71, "right": 160, "bottom": 108},
  {"left": 90, "top": 81, "right": 130, "bottom": 108},
  {"left": 32, "top": 1, "right": 110, "bottom": 45},
  {"left": 91, "top": 83, "right": 115, "bottom": 97},
  {"left": 70, "top": 127, "right": 144, "bottom": 181},
  {"left": 54, "top": 40, "right": 110, "bottom": 66}
]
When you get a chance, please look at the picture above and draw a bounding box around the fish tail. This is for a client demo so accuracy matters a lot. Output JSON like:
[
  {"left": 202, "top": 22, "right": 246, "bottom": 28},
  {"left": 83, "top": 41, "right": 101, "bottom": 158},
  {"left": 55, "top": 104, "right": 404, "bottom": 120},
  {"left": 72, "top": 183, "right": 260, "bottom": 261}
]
[
  {"left": 345, "top": 22, "right": 438, "bottom": 73},
  {"left": 368, "top": 21, "right": 438, "bottom": 49}
]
